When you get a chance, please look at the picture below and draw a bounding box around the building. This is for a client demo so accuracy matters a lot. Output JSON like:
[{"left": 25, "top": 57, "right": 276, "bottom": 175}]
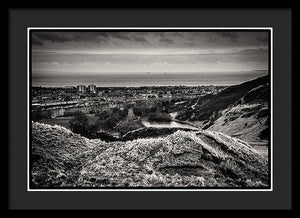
[
  {"left": 51, "top": 108, "right": 65, "bottom": 118},
  {"left": 77, "top": 85, "right": 86, "bottom": 93},
  {"left": 161, "top": 93, "right": 172, "bottom": 99},
  {"left": 88, "top": 84, "right": 96, "bottom": 93},
  {"left": 98, "top": 91, "right": 103, "bottom": 97}
]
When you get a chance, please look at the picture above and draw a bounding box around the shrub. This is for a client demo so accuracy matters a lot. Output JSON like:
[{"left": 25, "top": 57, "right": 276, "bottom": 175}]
[
  {"left": 148, "top": 112, "right": 172, "bottom": 122},
  {"left": 63, "top": 111, "right": 79, "bottom": 117},
  {"left": 96, "top": 110, "right": 111, "bottom": 120},
  {"left": 32, "top": 108, "right": 52, "bottom": 121},
  {"left": 133, "top": 107, "right": 149, "bottom": 117},
  {"left": 115, "top": 120, "right": 145, "bottom": 136},
  {"left": 96, "top": 115, "right": 120, "bottom": 131},
  {"left": 69, "top": 112, "right": 89, "bottom": 136},
  {"left": 96, "top": 108, "right": 128, "bottom": 121}
]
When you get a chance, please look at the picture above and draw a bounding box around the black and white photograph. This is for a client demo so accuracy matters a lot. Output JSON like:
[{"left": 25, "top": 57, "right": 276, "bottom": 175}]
[{"left": 29, "top": 28, "right": 271, "bottom": 189}]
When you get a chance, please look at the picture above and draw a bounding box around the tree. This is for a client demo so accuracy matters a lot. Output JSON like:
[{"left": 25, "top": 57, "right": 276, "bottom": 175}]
[
  {"left": 64, "top": 96, "right": 71, "bottom": 101},
  {"left": 148, "top": 112, "right": 172, "bottom": 122},
  {"left": 32, "top": 108, "right": 51, "bottom": 121},
  {"left": 96, "top": 110, "right": 110, "bottom": 120},
  {"left": 69, "top": 112, "right": 89, "bottom": 136}
]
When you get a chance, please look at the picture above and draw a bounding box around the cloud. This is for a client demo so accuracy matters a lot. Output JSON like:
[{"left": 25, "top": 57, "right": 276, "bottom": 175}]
[
  {"left": 131, "top": 35, "right": 149, "bottom": 44},
  {"left": 159, "top": 37, "right": 174, "bottom": 44},
  {"left": 238, "top": 48, "right": 268, "bottom": 54},
  {"left": 218, "top": 32, "right": 239, "bottom": 41},
  {"left": 111, "top": 33, "right": 131, "bottom": 41},
  {"left": 32, "top": 32, "right": 108, "bottom": 45},
  {"left": 154, "top": 61, "right": 169, "bottom": 66},
  {"left": 31, "top": 32, "right": 151, "bottom": 46},
  {"left": 32, "top": 34, "right": 44, "bottom": 46},
  {"left": 256, "top": 35, "right": 269, "bottom": 43},
  {"left": 105, "top": 62, "right": 119, "bottom": 66}
]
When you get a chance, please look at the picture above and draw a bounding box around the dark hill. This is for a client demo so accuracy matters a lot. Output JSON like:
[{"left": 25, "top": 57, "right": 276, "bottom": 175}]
[{"left": 176, "top": 75, "right": 269, "bottom": 125}]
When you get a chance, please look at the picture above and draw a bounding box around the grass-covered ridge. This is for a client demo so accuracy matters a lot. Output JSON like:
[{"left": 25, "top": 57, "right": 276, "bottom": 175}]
[
  {"left": 175, "top": 75, "right": 269, "bottom": 125},
  {"left": 31, "top": 122, "right": 269, "bottom": 188},
  {"left": 31, "top": 122, "right": 109, "bottom": 187}
]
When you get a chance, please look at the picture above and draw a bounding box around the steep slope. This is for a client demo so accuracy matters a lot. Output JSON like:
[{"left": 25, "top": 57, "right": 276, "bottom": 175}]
[
  {"left": 208, "top": 103, "right": 269, "bottom": 145},
  {"left": 31, "top": 122, "right": 269, "bottom": 188},
  {"left": 208, "top": 82, "right": 269, "bottom": 144},
  {"left": 175, "top": 75, "right": 269, "bottom": 124},
  {"left": 175, "top": 75, "right": 270, "bottom": 143}
]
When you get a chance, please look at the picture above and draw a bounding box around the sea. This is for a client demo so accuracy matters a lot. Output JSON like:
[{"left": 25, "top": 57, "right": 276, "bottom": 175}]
[{"left": 32, "top": 71, "right": 268, "bottom": 87}]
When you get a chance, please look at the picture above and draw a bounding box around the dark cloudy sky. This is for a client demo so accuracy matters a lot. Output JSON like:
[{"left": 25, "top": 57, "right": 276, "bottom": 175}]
[{"left": 31, "top": 31, "right": 269, "bottom": 77}]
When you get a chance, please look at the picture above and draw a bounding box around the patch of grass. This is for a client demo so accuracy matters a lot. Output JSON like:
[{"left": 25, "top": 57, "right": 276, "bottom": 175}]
[{"left": 115, "top": 119, "right": 145, "bottom": 136}]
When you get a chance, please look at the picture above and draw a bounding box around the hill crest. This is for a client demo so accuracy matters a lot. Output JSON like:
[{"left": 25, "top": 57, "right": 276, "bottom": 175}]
[{"left": 31, "top": 121, "right": 269, "bottom": 188}]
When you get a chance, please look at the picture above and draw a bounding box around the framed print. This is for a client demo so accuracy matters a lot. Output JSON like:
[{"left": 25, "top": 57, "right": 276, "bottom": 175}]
[
  {"left": 28, "top": 27, "right": 272, "bottom": 191},
  {"left": 8, "top": 9, "right": 292, "bottom": 210}
]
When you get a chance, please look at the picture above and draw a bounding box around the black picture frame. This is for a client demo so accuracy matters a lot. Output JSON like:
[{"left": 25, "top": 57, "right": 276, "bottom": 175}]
[{"left": 8, "top": 8, "right": 292, "bottom": 210}]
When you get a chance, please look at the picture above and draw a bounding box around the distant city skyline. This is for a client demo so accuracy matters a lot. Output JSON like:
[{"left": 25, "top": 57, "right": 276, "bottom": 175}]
[{"left": 31, "top": 31, "right": 269, "bottom": 78}]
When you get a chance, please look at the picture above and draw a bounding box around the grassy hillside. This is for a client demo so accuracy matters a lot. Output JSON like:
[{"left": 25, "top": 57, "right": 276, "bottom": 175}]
[
  {"left": 208, "top": 103, "right": 269, "bottom": 144},
  {"left": 175, "top": 75, "right": 269, "bottom": 125},
  {"left": 31, "top": 122, "right": 109, "bottom": 188},
  {"left": 174, "top": 75, "right": 270, "bottom": 143},
  {"left": 31, "top": 122, "right": 269, "bottom": 188}
]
